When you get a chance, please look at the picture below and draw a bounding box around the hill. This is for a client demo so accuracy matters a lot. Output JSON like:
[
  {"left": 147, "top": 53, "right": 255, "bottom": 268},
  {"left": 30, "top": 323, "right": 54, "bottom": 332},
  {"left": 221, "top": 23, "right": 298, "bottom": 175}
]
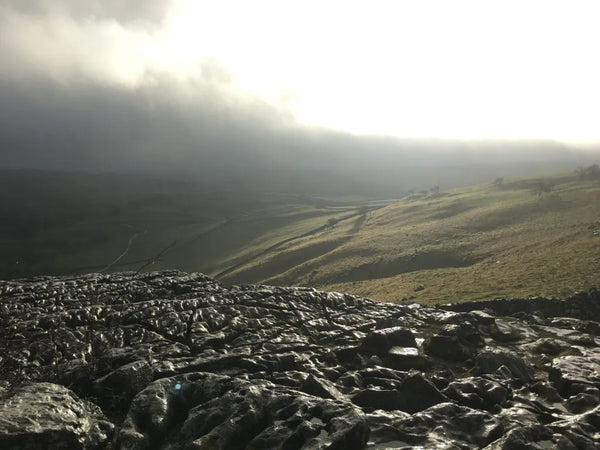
[
  {"left": 1, "top": 169, "right": 599, "bottom": 305},
  {"left": 0, "top": 170, "right": 386, "bottom": 280},
  {"left": 220, "top": 171, "right": 600, "bottom": 304}
]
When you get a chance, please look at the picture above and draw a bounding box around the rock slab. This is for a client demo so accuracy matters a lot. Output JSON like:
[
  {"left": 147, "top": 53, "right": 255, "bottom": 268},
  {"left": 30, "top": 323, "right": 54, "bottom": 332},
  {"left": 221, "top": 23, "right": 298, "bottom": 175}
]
[{"left": 1, "top": 270, "right": 599, "bottom": 448}]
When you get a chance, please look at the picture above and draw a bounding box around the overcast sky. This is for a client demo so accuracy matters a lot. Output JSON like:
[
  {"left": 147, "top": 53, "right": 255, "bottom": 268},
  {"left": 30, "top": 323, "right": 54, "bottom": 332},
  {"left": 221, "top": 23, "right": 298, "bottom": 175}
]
[
  {"left": 2, "top": 0, "right": 599, "bottom": 142},
  {"left": 0, "top": 0, "right": 599, "bottom": 190}
]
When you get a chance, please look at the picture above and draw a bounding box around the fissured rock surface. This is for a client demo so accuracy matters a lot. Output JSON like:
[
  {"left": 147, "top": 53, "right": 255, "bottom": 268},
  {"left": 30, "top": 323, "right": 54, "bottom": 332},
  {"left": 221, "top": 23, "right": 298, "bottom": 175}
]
[{"left": 1, "top": 271, "right": 599, "bottom": 448}]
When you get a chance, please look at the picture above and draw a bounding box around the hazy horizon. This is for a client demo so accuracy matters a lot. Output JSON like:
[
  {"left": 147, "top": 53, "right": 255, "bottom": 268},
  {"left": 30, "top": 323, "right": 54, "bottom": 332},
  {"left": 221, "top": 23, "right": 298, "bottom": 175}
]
[{"left": 1, "top": 0, "right": 600, "bottom": 192}]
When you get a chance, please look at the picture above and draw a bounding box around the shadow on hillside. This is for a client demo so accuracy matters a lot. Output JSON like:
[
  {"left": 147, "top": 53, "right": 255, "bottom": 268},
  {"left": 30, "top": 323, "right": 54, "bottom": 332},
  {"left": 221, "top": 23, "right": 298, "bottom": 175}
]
[
  {"left": 427, "top": 201, "right": 475, "bottom": 220},
  {"left": 349, "top": 214, "right": 367, "bottom": 234},
  {"left": 334, "top": 249, "right": 482, "bottom": 283},
  {"left": 471, "top": 196, "right": 569, "bottom": 232},
  {"left": 222, "top": 237, "right": 352, "bottom": 285}
]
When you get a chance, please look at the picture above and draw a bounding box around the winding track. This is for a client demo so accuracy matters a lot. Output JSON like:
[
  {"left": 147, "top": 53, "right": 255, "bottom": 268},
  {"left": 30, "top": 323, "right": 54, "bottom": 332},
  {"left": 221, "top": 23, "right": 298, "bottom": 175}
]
[
  {"left": 100, "top": 230, "right": 145, "bottom": 273},
  {"left": 214, "top": 205, "right": 386, "bottom": 280}
]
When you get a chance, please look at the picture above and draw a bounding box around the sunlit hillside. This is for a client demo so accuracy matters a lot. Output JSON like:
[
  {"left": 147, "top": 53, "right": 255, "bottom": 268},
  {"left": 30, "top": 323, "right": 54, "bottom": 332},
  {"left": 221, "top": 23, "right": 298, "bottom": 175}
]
[
  {"left": 220, "top": 171, "right": 600, "bottom": 304},
  {"left": 2, "top": 169, "right": 599, "bottom": 305}
]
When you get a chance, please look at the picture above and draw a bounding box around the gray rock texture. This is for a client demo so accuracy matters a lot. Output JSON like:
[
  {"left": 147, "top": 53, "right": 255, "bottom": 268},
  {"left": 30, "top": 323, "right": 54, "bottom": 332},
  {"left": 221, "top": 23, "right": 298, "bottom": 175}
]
[{"left": 1, "top": 271, "right": 599, "bottom": 448}]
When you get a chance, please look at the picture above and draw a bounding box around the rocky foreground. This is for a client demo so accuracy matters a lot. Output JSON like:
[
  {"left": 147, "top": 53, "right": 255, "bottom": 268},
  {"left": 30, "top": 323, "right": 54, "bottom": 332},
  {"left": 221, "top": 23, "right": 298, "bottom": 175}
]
[{"left": 0, "top": 271, "right": 599, "bottom": 449}]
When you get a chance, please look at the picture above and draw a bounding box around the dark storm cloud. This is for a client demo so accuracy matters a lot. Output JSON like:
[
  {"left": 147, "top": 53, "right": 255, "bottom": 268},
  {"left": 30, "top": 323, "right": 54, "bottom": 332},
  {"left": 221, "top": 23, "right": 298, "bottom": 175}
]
[
  {"left": 0, "top": 0, "right": 170, "bottom": 24},
  {"left": 1, "top": 71, "right": 588, "bottom": 195},
  {"left": 0, "top": 1, "right": 594, "bottom": 194},
  {"left": 0, "top": 72, "right": 290, "bottom": 171}
]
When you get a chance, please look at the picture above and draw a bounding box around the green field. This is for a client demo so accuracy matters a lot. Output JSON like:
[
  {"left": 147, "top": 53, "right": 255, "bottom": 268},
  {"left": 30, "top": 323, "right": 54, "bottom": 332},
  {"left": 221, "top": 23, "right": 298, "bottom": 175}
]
[
  {"left": 0, "top": 170, "right": 386, "bottom": 280},
  {"left": 218, "top": 172, "right": 600, "bottom": 305},
  {"left": 2, "top": 169, "right": 599, "bottom": 305}
]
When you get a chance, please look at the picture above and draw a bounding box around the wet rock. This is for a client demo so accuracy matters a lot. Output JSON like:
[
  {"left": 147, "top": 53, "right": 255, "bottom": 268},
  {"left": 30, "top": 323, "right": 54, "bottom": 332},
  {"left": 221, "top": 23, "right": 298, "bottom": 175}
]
[
  {"left": 387, "top": 346, "right": 418, "bottom": 357},
  {"left": 423, "top": 317, "right": 486, "bottom": 362},
  {"left": 351, "top": 389, "right": 408, "bottom": 412},
  {"left": 443, "top": 377, "right": 510, "bottom": 411},
  {"left": 549, "top": 351, "right": 600, "bottom": 396},
  {"left": 359, "top": 327, "right": 416, "bottom": 355},
  {"left": 571, "top": 384, "right": 600, "bottom": 397},
  {"left": 484, "top": 425, "right": 559, "bottom": 449},
  {"left": 365, "top": 409, "right": 411, "bottom": 447},
  {"left": 548, "top": 405, "right": 600, "bottom": 448},
  {"left": 469, "top": 309, "right": 497, "bottom": 326},
  {"left": 93, "top": 360, "right": 153, "bottom": 414},
  {"left": 475, "top": 351, "right": 533, "bottom": 382},
  {"left": 490, "top": 319, "right": 528, "bottom": 342},
  {"left": 533, "top": 338, "right": 564, "bottom": 356},
  {"left": 300, "top": 374, "right": 346, "bottom": 402},
  {"left": 119, "top": 372, "right": 369, "bottom": 449},
  {"left": 395, "top": 403, "right": 504, "bottom": 448},
  {"left": 529, "top": 381, "right": 564, "bottom": 403},
  {"left": 1, "top": 271, "right": 600, "bottom": 449},
  {"left": 0, "top": 383, "right": 113, "bottom": 449},
  {"left": 56, "top": 358, "right": 92, "bottom": 394},
  {"left": 565, "top": 392, "right": 599, "bottom": 414},
  {"left": 440, "top": 321, "right": 484, "bottom": 345},
  {"left": 351, "top": 372, "right": 448, "bottom": 413},
  {"left": 384, "top": 346, "right": 430, "bottom": 370},
  {"left": 424, "top": 334, "right": 473, "bottom": 361},
  {"left": 335, "top": 367, "right": 406, "bottom": 393},
  {"left": 439, "top": 289, "right": 600, "bottom": 321}
]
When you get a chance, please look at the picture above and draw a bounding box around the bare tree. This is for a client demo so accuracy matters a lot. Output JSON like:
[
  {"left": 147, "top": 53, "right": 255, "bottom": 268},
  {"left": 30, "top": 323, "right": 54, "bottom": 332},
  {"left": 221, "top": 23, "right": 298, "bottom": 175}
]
[{"left": 533, "top": 181, "right": 554, "bottom": 198}]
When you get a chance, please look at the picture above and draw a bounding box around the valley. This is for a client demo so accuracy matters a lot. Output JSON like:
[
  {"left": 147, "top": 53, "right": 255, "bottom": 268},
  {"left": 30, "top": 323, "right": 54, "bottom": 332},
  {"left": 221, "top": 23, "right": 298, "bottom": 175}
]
[{"left": 2, "top": 169, "right": 599, "bottom": 305}]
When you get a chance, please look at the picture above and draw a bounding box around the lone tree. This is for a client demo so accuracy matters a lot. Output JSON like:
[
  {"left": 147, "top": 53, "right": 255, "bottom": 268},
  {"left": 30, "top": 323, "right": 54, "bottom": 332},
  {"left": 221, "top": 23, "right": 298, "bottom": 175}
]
[{"left": 533, "top": 181, "right": 554, "bottom": 198}]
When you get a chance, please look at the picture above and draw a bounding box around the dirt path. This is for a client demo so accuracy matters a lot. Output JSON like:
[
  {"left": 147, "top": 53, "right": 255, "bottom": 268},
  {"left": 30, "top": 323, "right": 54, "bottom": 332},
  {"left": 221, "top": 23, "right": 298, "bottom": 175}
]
[
  {"left": 214, "top": 205, "right": 386, "bottom": 280},
  {"left": 100, "top": 230, "right": 146, "bottom": 273}
]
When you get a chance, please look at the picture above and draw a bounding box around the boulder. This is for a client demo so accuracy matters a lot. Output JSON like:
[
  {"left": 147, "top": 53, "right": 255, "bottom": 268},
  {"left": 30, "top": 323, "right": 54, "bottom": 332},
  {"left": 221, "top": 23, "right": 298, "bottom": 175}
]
[
  {"left": 443, "top": 377, "right": 510, "bottom": 411},
  {"left": 549, "top": 352, "right": 600, "bottom": 396},
  {"left": 385, "top": 346, "right": 431, "bottom": 370},
  {"left": 424, "top": 335, "right": 473, "bottom": 361},
  {"left": 0, "top": 383, "right": 113, "bottom": 449},
  {"left": 360, "top": 327, "right": 416, "bottom": 355},
  {"left": 119, "top": 372, "right": 369, "bottom": 449},
  {"left": 351, "top": 372, "right": 448, "bottom": 413},
  {"left": 93, "top": 359, "right": 153, "bottom": 413},
  {"left": 475, "top": 351, "right": 533, "bottom": 382}
]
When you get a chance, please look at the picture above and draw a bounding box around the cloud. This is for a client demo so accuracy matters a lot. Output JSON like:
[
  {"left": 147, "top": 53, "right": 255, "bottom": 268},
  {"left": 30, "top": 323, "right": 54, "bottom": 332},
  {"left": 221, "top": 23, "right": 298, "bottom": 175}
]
[
  {"left": 0, "top": 71, "right": 292, "bottom": 169},
  {"left": 0, "top": 0, "right": 170, "bottom": 24},
  {"left": 0, "top": 1, "right": 173, "bottom": 85},
  {"left": 2, "top": 71, "right": 588, "bottom": 195},
  {"left": 0, "top": 1, "right": 596, "bottom": 195}
]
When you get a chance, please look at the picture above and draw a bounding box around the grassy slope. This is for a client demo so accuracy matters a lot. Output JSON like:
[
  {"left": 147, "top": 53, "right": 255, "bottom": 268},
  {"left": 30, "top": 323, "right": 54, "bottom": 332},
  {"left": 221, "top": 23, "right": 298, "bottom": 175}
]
[
  {"left": 0, "top": 171, "right": 380, "bottom": 279},
  {"left": 3, "top": 170, "right": 599, "bottom": 306},
  {"left": 222, "top": 174, "right": 600, "bottom": 305}
]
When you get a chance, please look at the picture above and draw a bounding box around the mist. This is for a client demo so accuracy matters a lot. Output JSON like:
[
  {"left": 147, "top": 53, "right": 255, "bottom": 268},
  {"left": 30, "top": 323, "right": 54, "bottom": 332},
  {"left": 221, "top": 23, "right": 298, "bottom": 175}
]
[
  {"left": 2, "top": 75, "right": 596, "bottom": 195},
  {"left": 1, "top": 0, "right": 599, "bottom": 195},
  {"left": 1, "top": 0, "right": 599, "bottom": 291}
]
